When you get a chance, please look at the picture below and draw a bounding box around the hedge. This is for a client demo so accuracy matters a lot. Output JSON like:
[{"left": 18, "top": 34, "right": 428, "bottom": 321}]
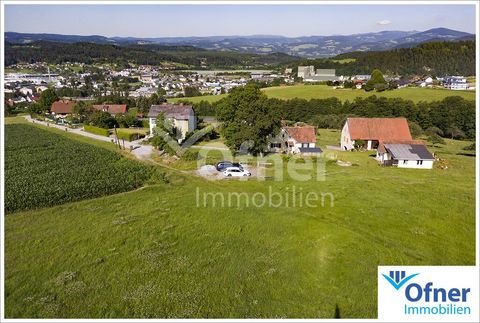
[
  {"left": 84, "top": 125, "right": 110, "bottom": 137},
  {"left": 116, "top": 130, "right": 145, "bottom": 142}
]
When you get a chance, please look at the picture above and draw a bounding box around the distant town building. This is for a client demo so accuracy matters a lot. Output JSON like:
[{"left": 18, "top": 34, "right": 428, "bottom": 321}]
[
  {"left": 305, "top": 69, "right": 338, "bottom": 82},
  {"left": 19, "top": 87, "right": 33, "bottom": 96},
  {"left": 297, "top": 66, "right": 315, "bottom": 79},
  {"left": 443, "top": 76, "right": 468, "bottom": 90},
  {"left": 353, "top": 75, "right": 371, "bottom": 81},
  {"left": 298, "top": 66, "right": 338, "bottom": 82}
]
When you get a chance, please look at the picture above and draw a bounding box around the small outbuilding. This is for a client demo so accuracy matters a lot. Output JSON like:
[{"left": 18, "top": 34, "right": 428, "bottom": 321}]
[{"left": 377, "top": 141, "right": 435, "bottom": 169}]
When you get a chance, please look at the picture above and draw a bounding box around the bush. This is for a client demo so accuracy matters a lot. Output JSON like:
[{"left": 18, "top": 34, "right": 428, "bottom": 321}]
[
  {"left": 463, "top": 143, "right": 475, "bottom": 151},
  {"left": 116, "top": 129, "right": 145, "bottom": 142},
  {"left": 149, "top": 133, "right": 176, "bottom": 155},
  {"left": 89, "top": 111, "right": 118, "bottom": 129},
  {"left": 425, "top": 126, "right": 444, "bottom": 136},
  {"left": 408, "top": 121, "right": 424, "bottom": 138},
  {"left": 84, "top": 125, "right": 110, "bottom": 137},
  {"left": 294, "top": 157, "right": 306, "bottom": 164},
  {"left": 117, "top": 114, "right": 142, "bottom": 128},
  {"left": 428, "top": 133, "right": 446, "bottom": 145},
  {"left": 181, "top": 150, "right": 199, "bottom": 161}
]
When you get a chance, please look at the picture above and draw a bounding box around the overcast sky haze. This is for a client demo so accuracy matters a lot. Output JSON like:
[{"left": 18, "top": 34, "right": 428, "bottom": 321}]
[{"left": 4, "top": 4, "right": 477, "bottom": 38}]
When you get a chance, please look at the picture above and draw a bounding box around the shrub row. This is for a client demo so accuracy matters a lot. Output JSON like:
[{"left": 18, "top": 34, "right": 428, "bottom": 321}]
[
  {"left": 116, "top": 130, "right": 145, "bottom": 142},
  {"left": 84, "top": 125, "right": 110, "bottom": 137}
]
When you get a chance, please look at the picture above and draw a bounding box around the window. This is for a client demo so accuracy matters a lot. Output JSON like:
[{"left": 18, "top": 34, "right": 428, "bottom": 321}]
[
  {"left": 270, "top": 143, "right": 281, "bottom": 148},
  {"left": 302, "top": 143, "right": 309, "bottom": 148},
  {"left": 416, "top": 160, "right": 423, "bottom": 165},
  {"left": 403, "top": 160, "right": 408, "bottom": 164}
]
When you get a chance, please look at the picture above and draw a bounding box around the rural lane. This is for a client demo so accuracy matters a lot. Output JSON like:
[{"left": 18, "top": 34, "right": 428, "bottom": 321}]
[{"left": 24, "top": 116, "right": 155, "bottom": 160}]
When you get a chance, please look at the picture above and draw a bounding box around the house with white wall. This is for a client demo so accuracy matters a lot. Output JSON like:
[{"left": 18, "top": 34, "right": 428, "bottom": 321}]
[
  {"left": 377, "top": 141, "right": 435, "bottom": 169},
  {"left": 148, "top": 103, "right": 196, "bottom": 142},
  {"left": 341, "top": 117, "right": 412, "bottom": 151},
  {"left": 270, "top": 126, "right": 322, "bottom": 155}
]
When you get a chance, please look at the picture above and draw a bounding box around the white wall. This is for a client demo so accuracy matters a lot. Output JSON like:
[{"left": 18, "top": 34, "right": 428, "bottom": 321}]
[
  {"left": 149, "top": 117, "right": 156, "bottom": 135},
  {"left": 341, "top": 122, "right": 353, "bottom": 150},
  {"left": 397, "top": 159, "right": 434, "bottom": 169},
  {"left": 149, "top": 113, "right": 196, "bottom": 141},
  {"left": 174, "top": 119, "right": 189, "bottom": 140}
]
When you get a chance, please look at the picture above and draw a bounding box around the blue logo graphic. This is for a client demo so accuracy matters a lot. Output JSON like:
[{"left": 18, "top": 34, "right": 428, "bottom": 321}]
[{"left": 382, "top": 271, "right": 419, "bottom": 290}]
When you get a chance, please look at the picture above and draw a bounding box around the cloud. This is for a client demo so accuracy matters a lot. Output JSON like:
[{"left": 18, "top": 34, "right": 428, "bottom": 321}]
[{"left": 377, "top": 20, "right": 392, "bottom": 26}]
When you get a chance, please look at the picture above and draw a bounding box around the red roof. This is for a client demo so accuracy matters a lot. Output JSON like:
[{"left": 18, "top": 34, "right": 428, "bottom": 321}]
[
  {"left": 92, "top": 104, "right": 127, "bottom": 115},
  {"left": 347, "top": 117, "right": 412, "bottom": 141},
  {"left": 51, "top": 100, "right": 76, "bottom": 114},
  {"left": 284, "top": 126, "right": 316, "bottom": 143}
]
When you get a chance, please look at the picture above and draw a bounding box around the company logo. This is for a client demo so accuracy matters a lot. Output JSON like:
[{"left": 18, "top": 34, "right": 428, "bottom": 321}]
[
  {"left": 378, "top": 266, "right": 478, "bottom": 322},
  {"left": 382, "top": 270, "right": 419, "bottom": 290}
]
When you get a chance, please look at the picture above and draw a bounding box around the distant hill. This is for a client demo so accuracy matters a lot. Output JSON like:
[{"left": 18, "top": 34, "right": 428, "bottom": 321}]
[
  {"left": 4, "top": 41, "right": 300, "bottom": 68},
  {"left": 5, "top": 28, "right": 474, "bottom": 58}
]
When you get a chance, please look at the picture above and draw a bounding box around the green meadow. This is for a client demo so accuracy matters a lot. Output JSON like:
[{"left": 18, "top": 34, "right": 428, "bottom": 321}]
[
  {"left": 169, "top": 85, "right": 475, "bottom": 104},
  {"left": 4, "top": 119, "right": 476, "bottom": 318}
]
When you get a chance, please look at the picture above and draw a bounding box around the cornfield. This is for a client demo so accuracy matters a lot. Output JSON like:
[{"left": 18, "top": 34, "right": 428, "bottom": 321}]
[{"left": 5, "top": 124, "right": 152, "bottom": 213}]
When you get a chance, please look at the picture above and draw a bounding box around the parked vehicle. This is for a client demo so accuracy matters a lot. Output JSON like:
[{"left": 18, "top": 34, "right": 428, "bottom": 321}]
[
  {"left": 223, "top": 167, "right": 251, "bottom": 177},
  {"left": 216, "top": 161, "right": 243, "bottom": 171}
]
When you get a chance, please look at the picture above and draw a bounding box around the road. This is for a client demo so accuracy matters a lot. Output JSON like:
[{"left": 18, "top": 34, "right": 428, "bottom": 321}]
[{"left": 25, "top": 116, "right": 155, "bottom": 160}]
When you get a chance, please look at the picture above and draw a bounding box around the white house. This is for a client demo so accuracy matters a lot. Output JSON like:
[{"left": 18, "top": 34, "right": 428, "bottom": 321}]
[
  {"left": 341, "top": 117, "right": 412, "bottom": 151},
  {"left": 148, "top": 103, "right": 196, "bottom": 142},
  {"left": 19, "top": 87, "right": 33, "bottom": 96},
  {"left": 270, "top": 126, "right": 322, "bottom": 155},
  {"left": 377, "top": 142, "right": 435, "bottom": 169}
]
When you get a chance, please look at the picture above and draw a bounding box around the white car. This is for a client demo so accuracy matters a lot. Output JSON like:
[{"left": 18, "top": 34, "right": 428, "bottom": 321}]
[{"left": 223, "top": 167, "right": 251, "bottom": 177}]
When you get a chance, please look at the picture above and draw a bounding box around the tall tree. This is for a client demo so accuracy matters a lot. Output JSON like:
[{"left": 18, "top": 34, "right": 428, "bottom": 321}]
[
  {"left": 38, "top": 88, "right": 58, "bottom": 111},
  {"left": 216, "top": 83, "right": 280, "bottom": 155},
  {"left": 364, "top": 69, "right": 387, "bottom": 92}
]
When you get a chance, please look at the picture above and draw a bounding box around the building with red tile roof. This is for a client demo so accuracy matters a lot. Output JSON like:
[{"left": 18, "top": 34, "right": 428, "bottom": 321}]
[
  {"left": 269, "top": 126, "right": 322, "bottom": 155},
  {"left": 51, "top": 100, "right": 76, "bottom": 115},
  {"left": 92, "top": 104, "right": 127, "bottom": 115},
  {"left": 341, "top": 117, "right": 412, "bottom": 151}
]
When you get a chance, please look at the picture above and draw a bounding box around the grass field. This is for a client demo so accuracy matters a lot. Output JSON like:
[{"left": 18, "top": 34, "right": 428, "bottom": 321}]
[
  {"left": 5, "top": 119, "right": 475, "bottom": 318},
  {"left": 169, "top": 85, "right": 476, "bottom": 104}
]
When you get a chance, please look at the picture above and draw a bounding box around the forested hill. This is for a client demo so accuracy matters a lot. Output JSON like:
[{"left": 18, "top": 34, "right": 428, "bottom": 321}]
[
  {"left": 5, "top": 39, "right": 475, "bottom": 76},
  {"left": 294, "top": 41, "right": 475, "bottom": 76},
  {"left": 4, "top": 41, "right": 300, "bottom": 69}
]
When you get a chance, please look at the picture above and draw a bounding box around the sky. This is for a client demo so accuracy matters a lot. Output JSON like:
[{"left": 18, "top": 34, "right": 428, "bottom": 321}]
[{"left": 4, "top": 3, "right": 477, "bottom": 38}]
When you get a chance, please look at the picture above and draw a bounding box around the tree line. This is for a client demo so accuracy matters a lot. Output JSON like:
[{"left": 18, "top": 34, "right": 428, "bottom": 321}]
[
  {"left": 187, "top": 89, "right": 475, "bottom": 140},
  {"left": 5, "top": 41, "right": 298, "bottom": 69}
]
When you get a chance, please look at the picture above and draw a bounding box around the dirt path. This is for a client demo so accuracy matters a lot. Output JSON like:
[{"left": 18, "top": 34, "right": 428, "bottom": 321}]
[{"left": 25, "top": 116, "right": 155, "bottom": 161}]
